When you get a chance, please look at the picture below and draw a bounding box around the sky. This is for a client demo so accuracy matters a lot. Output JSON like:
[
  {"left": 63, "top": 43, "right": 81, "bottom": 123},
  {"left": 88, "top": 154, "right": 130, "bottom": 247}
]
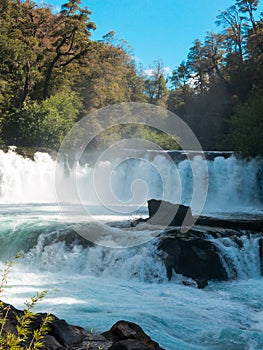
[{"left": 38, "top": 0, "right": 263, "bottom": 73}]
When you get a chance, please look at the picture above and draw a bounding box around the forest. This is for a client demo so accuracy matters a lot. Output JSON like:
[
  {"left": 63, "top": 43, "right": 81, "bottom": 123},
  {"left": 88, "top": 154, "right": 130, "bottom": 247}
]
[{"left": 0, "top": 0, "right": 262, "bottom": 156}]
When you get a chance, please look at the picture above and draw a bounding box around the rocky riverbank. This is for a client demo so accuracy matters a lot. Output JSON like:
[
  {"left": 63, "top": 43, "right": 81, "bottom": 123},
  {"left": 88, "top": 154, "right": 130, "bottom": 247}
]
[{"left": 0, "top": 301, "right": 164, "bottom": 350}]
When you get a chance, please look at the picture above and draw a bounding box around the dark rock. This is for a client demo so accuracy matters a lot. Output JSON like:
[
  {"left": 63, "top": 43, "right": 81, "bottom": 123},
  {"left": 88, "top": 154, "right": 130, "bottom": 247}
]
[
  {"left": 0, "top": 302, "right": 164, "bottom": 350},
  {"left": 77, "top": 334, "right": 113, "bottom": 350},
  {"left": 195, "top": 279, "right": 208, "bottom": 289},
  {"left": 0, "top": 301, "right": 84, "bottom": 349},
  {"left": 147, "top": 199, "right": 194, "bottom": 227},
  {"left": 42, "top": 335, "right": 64, "bottom": 350},
  {"left": 259, "top": 237, "right": 263, "bottom": 275},
  {"left": 51, "top": 318, "right": 84, "bottom": 346},
  {"left": 145, "top": 198, "right": 263, "bottom": 232},
  {"left": 159, "top": 229, "right": 228, "bottom": 282},
  {"left": 0, "top": 303, "right": 21, "bottom": 335},
  {"left": 195, "top": 216, "right": 263, "bottom": 232},
  {"left": 109, "top": 339, "right": 158, "bottom": 350},
  {"left": 144, "top": 200, "right": 263, "bottom": 283},
  {"left": 103, "top": 320, "right": 164, "bottom": 350}
]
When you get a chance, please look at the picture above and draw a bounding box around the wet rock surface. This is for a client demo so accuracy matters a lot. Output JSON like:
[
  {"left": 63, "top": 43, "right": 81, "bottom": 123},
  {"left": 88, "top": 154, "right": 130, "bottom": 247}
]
[
  {"left": 102, "top": 320, "right": 164, "bottom": 350},
  {"left": 147, "top": 199, "right": 194, "bottom": 226},
  {"left": 195, "top": 215, "right": 263, "bottom": 231},
  {"left": 0, "top": 302, "right": 164, "bottom": 349},
  {"left": 145, "top": 200, "right": 263, "bottom": 286}
]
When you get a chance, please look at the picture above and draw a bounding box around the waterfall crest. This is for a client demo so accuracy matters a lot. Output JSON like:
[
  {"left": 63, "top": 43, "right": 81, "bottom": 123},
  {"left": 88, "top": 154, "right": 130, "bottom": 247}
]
[{"left": 0, "top": 149, "right": 262, "bottom": 215}]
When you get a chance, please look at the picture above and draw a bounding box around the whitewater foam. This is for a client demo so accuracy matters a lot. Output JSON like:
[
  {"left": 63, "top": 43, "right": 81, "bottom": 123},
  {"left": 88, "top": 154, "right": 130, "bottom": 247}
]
[{"left": 0, "top": 149, "right": 262, "bottom": 215}]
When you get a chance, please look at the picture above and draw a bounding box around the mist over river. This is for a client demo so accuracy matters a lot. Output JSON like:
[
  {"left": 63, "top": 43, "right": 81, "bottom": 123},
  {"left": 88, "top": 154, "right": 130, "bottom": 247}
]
[{"left": 0, "top": 149, "right": 263, "bottom": 349}]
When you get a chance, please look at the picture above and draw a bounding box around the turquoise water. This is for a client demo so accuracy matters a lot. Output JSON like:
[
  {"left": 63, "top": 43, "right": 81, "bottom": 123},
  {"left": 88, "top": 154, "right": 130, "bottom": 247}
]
[
  {"left": 0, "top": 204, "right": 262, "bottom": 350},
  {"left": 0, "top": 150, "right": 263, "bottom": 349}
]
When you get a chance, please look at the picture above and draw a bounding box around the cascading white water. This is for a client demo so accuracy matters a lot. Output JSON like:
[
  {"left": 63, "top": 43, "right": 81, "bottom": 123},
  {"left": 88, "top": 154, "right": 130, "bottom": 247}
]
[
  {"left": 0, "top": 149, "right": 57, "bottom": 203},
  {"left": 209, "top": 235, "right": 262, "bottom": 279},
  {"left": 0, "top": 148, "right": 262, "bottom": 214},
  {"left": 0, "top": 149, "right": 263, "bottom": 350}
]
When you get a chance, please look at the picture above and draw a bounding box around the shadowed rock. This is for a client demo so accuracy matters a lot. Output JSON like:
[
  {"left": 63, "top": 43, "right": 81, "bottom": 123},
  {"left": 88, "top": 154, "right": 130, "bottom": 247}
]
[
  {"left": 259, "top": 237, "right": 263, "bottom": 274},
  {"left": 0, "top": 302, "right": 164, "bottom": 350},
  {"left": 147, "top": 199, "right": 194, "bottom": 226},
  {"left": 196, "top": 216, "right": 263, "bottom": 231},
  {"left": 159, "top": 229, "right": 227, "bottom": 283},
  {"left": 103, "top": 320, "right": 164, "bottom": 350}
]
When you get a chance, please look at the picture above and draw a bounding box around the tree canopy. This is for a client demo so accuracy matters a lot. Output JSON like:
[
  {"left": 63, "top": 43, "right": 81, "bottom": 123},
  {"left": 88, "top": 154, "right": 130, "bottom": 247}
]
[
  {"left": 0, "top": 0, "right": 262, "bottom": 156},
  {"left": 168, "top": 0, "right": 263, "bottom": 155}
]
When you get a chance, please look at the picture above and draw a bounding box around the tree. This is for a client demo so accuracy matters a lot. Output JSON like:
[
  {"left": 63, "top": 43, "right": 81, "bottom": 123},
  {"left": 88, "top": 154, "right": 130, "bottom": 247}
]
[
  {"left": 216, "top": 5, "right": 246, "bottom": 66},
  {"left": 42, "top": 0, "right": 96, "bottom": 99},
  {"left": 236, "top": 0, "right": 258, "bottom": 29},
  {"left": 170, "top": 61, "right": 190, "bottom": 90},
  {"left": 168, "top": 62, "right": 194, "bottom": 118},
  {"left": 187, "top": 39, "right": 210, "bottom": 93},
  {"left": 203, "top": 32, "right": 230, "bottom": 86},
  {"left": 230, "top": 94, "right": 263, "bottom": 156},
  {"left": 0, "top": 0, "right": 51, "bottom": 108},
  {"left": 76, "top": 39, "right": 146, "bottom": 113},
  {"left": 2, "top": 91, "right": 82, "bottom": 148},
  {"left": 144, "top": 61, "right": 168, "bottom": 106},
  {"left": 246, "top": 20, "right": 263, "bottom": 92}
]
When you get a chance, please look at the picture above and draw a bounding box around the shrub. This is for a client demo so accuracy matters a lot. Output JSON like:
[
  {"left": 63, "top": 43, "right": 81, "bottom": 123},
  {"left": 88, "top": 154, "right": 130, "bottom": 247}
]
[
  {"left": 2, "top": 91, "right": 82, "bottom": 149},
  {"left": 0, "top": 256, "right": 52, "bottom": 349}
]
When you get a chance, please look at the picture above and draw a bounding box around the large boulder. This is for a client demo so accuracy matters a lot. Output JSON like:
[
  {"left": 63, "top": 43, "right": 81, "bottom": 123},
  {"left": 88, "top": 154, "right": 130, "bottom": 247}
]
[
  {"left": 147, "top": 199, "right": 194, "bottom": 227},
  {"left": 103, "top": 320, "right": 164, "bottom": 350},
  {"left": 158, "top": 229, "right": 228, "bottom": 283}
]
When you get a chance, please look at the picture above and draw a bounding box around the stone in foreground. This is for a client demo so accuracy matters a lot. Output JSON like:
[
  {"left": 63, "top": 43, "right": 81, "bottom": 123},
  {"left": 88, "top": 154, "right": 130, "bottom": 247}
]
[
  {"left": 102, "top": 320, "right": 164, "bottom": 350},
  {"left": 0, "top": 302, "right": 164, "bottom": 349}
]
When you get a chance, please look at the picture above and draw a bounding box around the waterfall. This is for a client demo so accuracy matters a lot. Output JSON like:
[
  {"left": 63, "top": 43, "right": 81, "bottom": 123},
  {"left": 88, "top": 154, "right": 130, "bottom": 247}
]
[
  {"left": 1, "top": 149, "right": 262, "bottom": 350},
  {"left": 0, "top": 148, "right": 262, "bottom": 215},
  {"left": 0, "top": 149, "right": 57, "bottom": 203},
  {"left": 210, "top": 235, "right": 262, "bottom": 279}
]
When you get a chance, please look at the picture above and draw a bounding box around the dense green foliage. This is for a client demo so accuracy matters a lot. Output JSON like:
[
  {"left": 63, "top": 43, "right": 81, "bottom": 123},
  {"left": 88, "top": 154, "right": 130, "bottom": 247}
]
[
  {"left": 0, "top": 0, "right": 150, "bottom": 148},
  {"left": 0, "top": 0, "right": 262, "bottom": 155},
  {"left": 230, "top": 94, "right": 263, "bottom": 155},
  {"left": 168, "top": 0, "right": 263, "bottom": 155},
  {"left": 3, "top": 91, "right": 81, "bottom": 148}
]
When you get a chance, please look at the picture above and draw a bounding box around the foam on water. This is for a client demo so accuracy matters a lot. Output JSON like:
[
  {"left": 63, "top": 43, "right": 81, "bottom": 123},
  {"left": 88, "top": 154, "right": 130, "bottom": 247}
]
[
  {"left": 0, "top": 149, "right": 262, "bottom": 215},
  {"left": 0, "top": 150, "right": 263, "bottom": 349},
  {"left": 0, "top": 206, "right": 262, "bottom": 349},
  {"left": 3, "top": 263, "right": 263, "bottom": 350},
  {"left": 0, "top": 150, "right": 57, "bottom": 203}
]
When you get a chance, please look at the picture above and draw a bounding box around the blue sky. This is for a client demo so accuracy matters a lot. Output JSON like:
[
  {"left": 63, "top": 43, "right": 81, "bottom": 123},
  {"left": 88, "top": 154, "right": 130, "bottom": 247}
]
[{"left": 38, "top": 0, "right": 263, "bottom": 72}]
